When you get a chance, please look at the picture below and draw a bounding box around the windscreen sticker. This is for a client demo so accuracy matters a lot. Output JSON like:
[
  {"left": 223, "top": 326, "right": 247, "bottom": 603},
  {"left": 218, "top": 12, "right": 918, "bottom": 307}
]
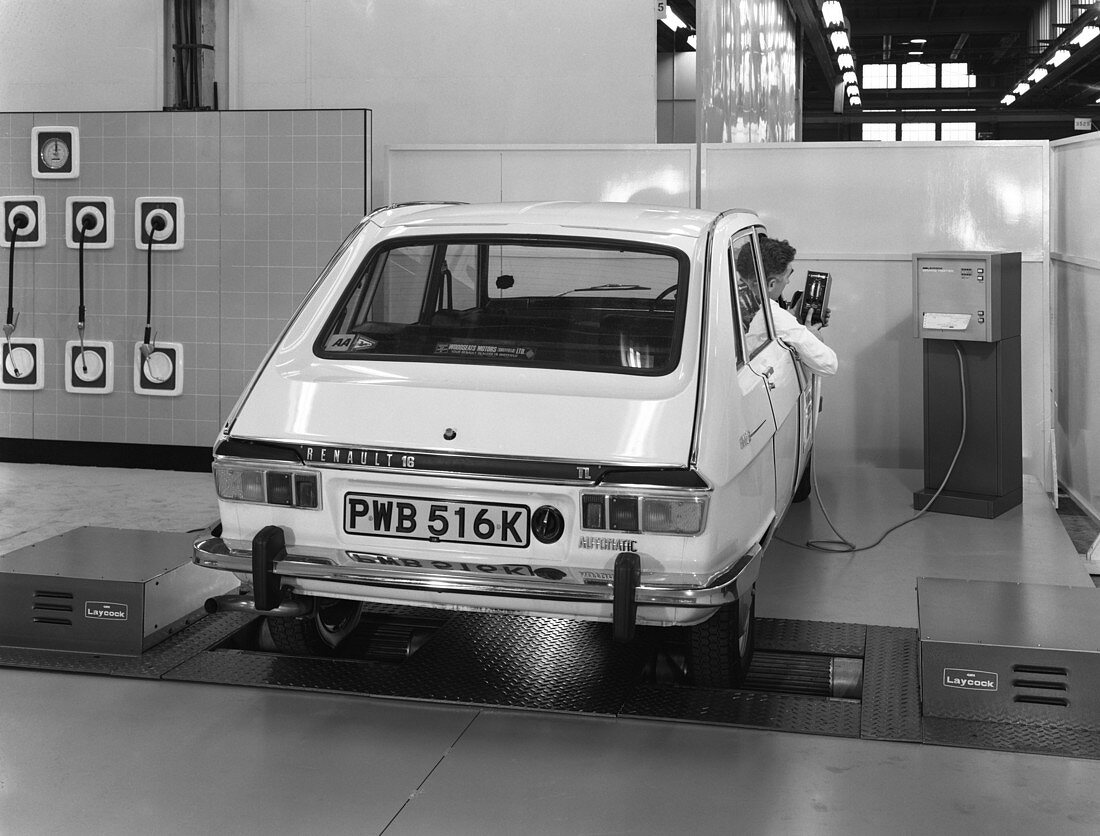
[
  {"left": 326, "top": 334, "right": 377, "bottom": 351},
  {"left": 352, "top": 335, "right": 377, "bottom": 350},
  {"left": 434, "top": 342, "right": 535, "bottom": 360},
  {"left": 325, "top": 334, "right": 356, "bottom": 351}
]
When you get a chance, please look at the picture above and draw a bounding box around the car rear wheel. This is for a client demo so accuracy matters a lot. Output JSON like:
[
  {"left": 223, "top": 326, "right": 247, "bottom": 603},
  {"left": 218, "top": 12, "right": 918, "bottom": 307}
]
[
  {"left": 688, "top": 585, "right": 756, "bottom": 688},
  {"left": 267, "top": 598, "right": 364, "bottom": 656},
  {"left": 793, "top": 454, "right": 812, "bottom": 502}
]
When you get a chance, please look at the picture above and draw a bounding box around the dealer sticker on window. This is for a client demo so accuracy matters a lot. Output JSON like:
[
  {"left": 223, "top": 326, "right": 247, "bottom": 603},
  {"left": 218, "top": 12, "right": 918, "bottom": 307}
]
[
  {"left": 345, "top": 492, "right": 530, "bottom": 548},
  {"left": 434, "top": 342, "right": 535, "bottom": 360}
]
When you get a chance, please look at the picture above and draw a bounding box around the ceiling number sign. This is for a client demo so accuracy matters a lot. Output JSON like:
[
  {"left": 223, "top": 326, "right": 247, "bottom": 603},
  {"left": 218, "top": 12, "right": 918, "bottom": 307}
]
[{"left": 31, "top": 126, "right": 80, "bottom": 179}]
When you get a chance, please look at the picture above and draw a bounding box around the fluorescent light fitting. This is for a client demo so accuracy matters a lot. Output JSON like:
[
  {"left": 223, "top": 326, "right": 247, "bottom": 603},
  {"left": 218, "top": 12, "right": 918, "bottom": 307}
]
[
  {"left": 821, "top": 1, "right": 845, "bottom": 28},
  {"left": 843, "top": 70, "right": 858, "bottom": 84},
  {"left": 847, "top": 84, "right": 859, "bottom": 96},
  {"left": 662, "top": 9, "right": 685, "bottom": 31},
  {"left": 1048, "top": 49, "right": 1071, "bottom": 67},
  {"left": 1072, "top": 26, "right": 1099, "bottom": 47},
  {"left": 686, "top": 33, "right": 696, "bottom": 48},
  {"left": 830, "top": 30, "right": 850, "bottom": 51},
  {"left": 910, "top": 38, "right": 927, "bottom": 45},
  {"left": 1001, "top": 94, "right": 1016, "bottom": 105},
  {"left": 908, "top": 51, "right": 924, "bottom": 56},
  {"left": 1028, "top": 68, "right": 1048, "bottom": 83},
  {"left": 850, "top": 95, "right": 862, "bottom": 107},
  {"left": 837, "top": 52, "right": 855, "bottom": 69},
  {"left": 1013, "top": 82, "right": 1030, "bottom": 95}
]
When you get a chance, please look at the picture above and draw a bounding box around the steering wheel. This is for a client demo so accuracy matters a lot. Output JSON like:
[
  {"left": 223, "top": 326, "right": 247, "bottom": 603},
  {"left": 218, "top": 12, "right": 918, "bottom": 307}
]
[{"left": 650, "top": 283, "right": 678, "bottom": 311}]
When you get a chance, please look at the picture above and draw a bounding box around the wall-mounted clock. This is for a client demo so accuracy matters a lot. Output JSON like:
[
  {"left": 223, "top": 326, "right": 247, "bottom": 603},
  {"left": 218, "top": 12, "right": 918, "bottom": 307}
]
[{"left": 31, "top": 126, "right": 80, "bottom": 179}]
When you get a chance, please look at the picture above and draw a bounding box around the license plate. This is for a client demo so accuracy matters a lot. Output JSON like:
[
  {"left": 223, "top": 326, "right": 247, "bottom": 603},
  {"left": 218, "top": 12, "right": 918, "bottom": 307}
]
[{"left": 344, "top": 493, "right": 530, "bottom": 548}]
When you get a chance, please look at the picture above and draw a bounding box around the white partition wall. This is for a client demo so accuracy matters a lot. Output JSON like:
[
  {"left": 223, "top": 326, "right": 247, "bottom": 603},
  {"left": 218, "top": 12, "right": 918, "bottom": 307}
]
[
  {"left": 0, "top": 1, "right": 163, "bottom": 111},
  {"left": 1052, "top": 133, "right": 1100, "bottom": 518},
  {"left": 388, "top": 146, "right": 697, "bottom": 208},
  {"left": 229, "top": 0, "right": 656, "bottom": 206},
  {"left": 702, "top": 141, "right": 1052, "bottom": 490}
]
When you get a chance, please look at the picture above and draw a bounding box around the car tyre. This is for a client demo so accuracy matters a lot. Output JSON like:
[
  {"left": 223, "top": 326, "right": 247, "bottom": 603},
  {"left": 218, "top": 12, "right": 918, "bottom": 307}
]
[
  {"left": 793, "top": 455, "right": 812, "bottom": 503},
  {"left": 688, "top": 585, "right": 756, "bottom": 688}
]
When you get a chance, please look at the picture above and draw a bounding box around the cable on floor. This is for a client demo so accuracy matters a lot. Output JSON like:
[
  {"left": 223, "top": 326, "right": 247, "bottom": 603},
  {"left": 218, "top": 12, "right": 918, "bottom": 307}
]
[{"left": 779, "top": 341, "right": 967, "bottom": 554}]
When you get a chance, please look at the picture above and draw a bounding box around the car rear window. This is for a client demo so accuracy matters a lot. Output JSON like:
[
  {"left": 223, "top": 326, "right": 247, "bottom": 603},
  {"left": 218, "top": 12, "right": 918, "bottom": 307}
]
[{"left": 316, "top": 236, "right": 688, "bottom": 375}]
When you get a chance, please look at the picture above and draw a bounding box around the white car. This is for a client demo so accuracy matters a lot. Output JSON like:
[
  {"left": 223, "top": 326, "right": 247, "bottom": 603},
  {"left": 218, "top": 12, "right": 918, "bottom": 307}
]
[{"left": 194, "top": 201, "right": 816, "bottom": 686}]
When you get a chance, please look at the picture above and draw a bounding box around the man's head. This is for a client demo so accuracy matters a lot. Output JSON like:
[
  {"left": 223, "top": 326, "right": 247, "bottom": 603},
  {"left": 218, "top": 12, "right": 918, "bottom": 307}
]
[{"left": 759, "top": 236, "right": 797, "bottom": 301}]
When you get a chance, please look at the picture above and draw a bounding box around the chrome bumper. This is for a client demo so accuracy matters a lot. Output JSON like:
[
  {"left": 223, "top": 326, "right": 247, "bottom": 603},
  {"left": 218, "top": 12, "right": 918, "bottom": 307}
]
[{"left": 193, "top": 535, "right": 761, "bottom": 610}]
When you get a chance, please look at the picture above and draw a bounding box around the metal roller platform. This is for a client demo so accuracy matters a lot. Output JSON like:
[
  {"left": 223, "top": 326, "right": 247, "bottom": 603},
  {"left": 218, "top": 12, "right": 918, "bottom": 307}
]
[{"left": 0, "top": 600, "right": 1096, "bottom": 760}]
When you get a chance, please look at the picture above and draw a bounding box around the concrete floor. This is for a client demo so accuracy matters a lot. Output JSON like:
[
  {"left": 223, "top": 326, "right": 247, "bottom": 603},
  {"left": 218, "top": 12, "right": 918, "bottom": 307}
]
[{"left": 1, "top": 462, "right": 1099, "bottom": 835}]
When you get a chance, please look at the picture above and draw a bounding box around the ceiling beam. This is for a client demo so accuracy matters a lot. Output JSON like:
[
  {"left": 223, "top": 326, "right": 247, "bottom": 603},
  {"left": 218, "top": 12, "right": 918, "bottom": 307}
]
[
  {"left": 788, "top": 0, "right": 839, "bottom": 85},
  {"left": 804, "top": 109, "right": 1095, "bottom": 124},
  {"left": 950, "top": 33, "right": 969, "bottom": 61},
  {"left": 853, "top": 17, "right": 1029, "bottom": 37}
]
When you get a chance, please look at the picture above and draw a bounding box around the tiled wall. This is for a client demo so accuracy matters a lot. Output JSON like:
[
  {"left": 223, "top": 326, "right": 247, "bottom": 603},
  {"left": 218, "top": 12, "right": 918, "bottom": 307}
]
[{"left": 0, "top": 109, "right": 369, "bottom": 451}]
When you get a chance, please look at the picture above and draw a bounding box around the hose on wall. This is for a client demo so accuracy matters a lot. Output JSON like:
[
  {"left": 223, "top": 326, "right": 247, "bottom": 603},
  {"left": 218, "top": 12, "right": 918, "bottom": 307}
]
[
  {"left": 141, "top": 213, "right": 167, "bottom": 359},
  {"left": 5, "top": 211, "right": 28, "bottom": 342}
]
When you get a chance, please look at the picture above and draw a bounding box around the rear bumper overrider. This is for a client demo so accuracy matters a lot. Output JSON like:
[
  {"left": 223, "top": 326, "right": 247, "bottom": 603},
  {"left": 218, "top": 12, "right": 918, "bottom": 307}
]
[{"left": 193, "top": 532, "right": 760, "bottom": 611}]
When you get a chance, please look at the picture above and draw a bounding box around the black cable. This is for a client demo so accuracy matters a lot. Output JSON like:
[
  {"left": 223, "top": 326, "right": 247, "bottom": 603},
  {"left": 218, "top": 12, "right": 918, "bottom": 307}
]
[
  {"left": 78, "top": 222, "right": 88, "bottom": 327},
  {"left": 6, "top": 212, "right": 28, "bottom": 330},
  {"left": 76, "top": 212, "right": 100, "bottom": 374},
  {"left": 779, "top": 341, "right": 968, "bottom": 554},
  {"left": 144, "top": 223, "right": 155, "bottom": 348}
]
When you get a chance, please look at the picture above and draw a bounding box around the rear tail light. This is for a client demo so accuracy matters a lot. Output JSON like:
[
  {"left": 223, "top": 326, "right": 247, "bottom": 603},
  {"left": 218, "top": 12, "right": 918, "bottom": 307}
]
[
  {"left": 215, "top": 463, "right": 321, "bottom": 510},
  {"left": 582, "top": 494, "right": 707, "bottom": 535},
  {"left": 608, "top": 496, "right": 639, "bottom": 531},
  {"left": 642, "top": 497, "right": 706, "bottom": 533}
]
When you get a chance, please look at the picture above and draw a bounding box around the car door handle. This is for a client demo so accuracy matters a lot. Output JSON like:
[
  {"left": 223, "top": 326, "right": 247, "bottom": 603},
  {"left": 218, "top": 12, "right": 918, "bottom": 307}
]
[
  {"left": 761, "top": 365, "right": 776, "bottom": 389},
  {"left": 738, "top": 419, "right": 768, "bottom": 449}
]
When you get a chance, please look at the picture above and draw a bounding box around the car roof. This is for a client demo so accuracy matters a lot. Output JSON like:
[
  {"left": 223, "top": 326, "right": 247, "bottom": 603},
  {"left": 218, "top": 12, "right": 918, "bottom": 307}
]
[{"left": 369, "top": 201, "right": 759, "bottom": 240}]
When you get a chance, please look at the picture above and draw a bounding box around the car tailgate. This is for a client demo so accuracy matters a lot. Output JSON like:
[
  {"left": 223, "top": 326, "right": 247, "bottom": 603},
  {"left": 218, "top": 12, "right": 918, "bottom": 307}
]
[{"left": 230, "top": 358, "right": 699, "bottom": 466}]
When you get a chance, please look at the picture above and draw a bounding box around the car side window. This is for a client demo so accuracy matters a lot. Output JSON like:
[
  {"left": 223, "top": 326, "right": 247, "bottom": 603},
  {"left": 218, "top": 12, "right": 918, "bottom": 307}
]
[{"left": 729, "top": 234, "right": 771, "bottom": 362}]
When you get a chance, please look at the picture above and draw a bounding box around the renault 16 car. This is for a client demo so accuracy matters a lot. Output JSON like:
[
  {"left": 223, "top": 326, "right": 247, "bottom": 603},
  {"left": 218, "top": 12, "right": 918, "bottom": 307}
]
[{"left": 194, "top": 201, "right": 817, "bottom": 686}]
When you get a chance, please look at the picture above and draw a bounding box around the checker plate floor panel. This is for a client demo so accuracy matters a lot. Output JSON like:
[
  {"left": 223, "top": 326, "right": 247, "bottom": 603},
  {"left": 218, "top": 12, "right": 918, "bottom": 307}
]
[{"left": 2, "top": 606, "right": 1099, "bottom": 759}]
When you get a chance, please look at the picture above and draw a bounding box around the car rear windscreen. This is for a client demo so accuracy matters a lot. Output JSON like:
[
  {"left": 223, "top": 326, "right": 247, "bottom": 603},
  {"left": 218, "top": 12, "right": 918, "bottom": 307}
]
[{"left": 315, "top": 237, "right": 688, "bottom": 375}]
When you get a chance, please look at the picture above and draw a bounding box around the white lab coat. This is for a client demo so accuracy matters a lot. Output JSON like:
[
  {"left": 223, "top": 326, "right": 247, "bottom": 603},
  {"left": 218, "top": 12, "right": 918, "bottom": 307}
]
[{"left": 747, "top": 299, "right": 838, "bottom": 376}]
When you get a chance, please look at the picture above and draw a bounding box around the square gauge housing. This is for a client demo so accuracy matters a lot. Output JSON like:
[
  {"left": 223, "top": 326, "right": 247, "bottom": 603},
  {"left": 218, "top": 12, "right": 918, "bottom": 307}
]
[
  {"left": 133, "top": 341, "right": 183, "bottom": 396},
  {"left": 65, "top": 340, "right": 114, "bottom": 394},
  {"left": 134, "top": 197, "right": 184, "bottom": 251},
  {"left": 2, "top": 196, "right": 47, "bottom": 248},
  {"left": 1, "top": 338, "right": 46, "bottom": 389},
  {"left": 32, "top": 126, "right": 80, "bottom": 179},
  {"left": 66, "top": 197, "right": 115, "bottom": 249}
]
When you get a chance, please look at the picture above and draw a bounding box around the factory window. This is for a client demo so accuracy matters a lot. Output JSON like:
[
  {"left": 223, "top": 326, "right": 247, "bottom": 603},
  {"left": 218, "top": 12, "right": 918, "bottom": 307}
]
[
  {"left": 861, "top": 122, "right": 898, "bottom": 141},
  {"left": 941, "top": 63, "right": 976, "bottom": 88},
  {"left": 940, "top": 122, "right": 977, "bottom": 141},
  {"left": 901, "top": 122, "right": 936, "bottom": 141},
  {"left": 862, "top": 64, "right": 897, "bottom": 89},
  {"left": 901, "top": 62, "right": 936, "bottom": 88}
]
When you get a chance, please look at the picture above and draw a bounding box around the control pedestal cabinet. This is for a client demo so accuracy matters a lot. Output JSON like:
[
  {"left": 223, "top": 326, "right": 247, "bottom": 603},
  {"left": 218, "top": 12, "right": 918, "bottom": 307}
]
[{"left": 913, "top": 251, "right": 1022, "bottom": 518}]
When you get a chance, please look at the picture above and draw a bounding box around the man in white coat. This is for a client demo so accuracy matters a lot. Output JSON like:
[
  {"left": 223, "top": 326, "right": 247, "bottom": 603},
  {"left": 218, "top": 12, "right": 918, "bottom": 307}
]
[{"left": 750, "top": 235, "right": 838, "bottom": 377}]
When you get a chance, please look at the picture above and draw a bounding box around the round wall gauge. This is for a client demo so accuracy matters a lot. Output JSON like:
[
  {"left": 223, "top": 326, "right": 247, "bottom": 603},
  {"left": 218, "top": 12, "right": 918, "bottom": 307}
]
[
  {"left": 40, "top": 137, "right": 70, "bottom": 170},
  {"left": 31, "top": 126, "right": 79, "bottom": 178}
]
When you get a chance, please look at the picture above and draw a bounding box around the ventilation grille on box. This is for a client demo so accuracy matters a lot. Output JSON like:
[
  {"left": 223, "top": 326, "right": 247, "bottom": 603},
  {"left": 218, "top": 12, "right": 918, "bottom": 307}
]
[
  {"left": 32, "top": 590, "right": 73, "bottom": 626},
  {"left": 1012, "top": 663, "right": 1069, "bottom": 708}
]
